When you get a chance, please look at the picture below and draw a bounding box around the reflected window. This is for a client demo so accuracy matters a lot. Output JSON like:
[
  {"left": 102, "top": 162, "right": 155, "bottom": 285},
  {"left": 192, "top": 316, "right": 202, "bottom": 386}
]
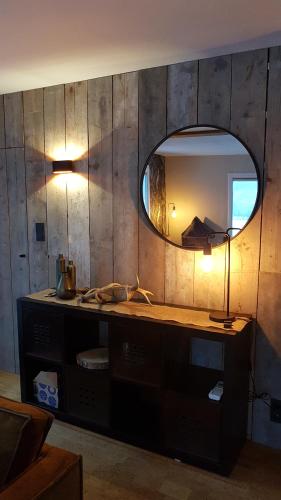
[
  {"left": 228, "top": 174, "right": 258, "bottom": 233},
  {"left": 142, "top": 168, "right": 150, "bottom": 215}
]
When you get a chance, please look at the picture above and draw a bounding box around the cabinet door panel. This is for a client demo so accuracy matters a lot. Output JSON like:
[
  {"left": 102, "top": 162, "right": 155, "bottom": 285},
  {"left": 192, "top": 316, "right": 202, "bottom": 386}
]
[
  {"left": 110, "top": 319, "right": 162, "bottom": 387},
  {"left": 23, "top": 305, "right": 64, "bottom": 362},
  {"left": 163, "top": 391, "right": 221, "bottom": 462},
  {"left": 65, "top": 365, "right": 110, "bottom": 426}
]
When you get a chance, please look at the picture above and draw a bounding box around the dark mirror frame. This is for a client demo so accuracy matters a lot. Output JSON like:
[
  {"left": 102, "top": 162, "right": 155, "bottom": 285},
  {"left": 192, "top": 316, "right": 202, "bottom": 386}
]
[{"left": 140, "top": 124, "right": 262, "bottom": 250}]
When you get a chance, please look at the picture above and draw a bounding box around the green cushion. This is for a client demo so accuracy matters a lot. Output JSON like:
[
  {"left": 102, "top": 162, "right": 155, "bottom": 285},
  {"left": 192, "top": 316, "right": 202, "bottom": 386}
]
[{"left": 0, "top": 408, "right": 31, "bottom": 487}]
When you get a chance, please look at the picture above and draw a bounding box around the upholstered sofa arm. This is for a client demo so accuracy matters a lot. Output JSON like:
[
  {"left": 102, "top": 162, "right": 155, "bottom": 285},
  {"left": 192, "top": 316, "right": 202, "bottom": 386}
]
[{"left": 0, "top": 444, "right": 83, "bottom": 500}]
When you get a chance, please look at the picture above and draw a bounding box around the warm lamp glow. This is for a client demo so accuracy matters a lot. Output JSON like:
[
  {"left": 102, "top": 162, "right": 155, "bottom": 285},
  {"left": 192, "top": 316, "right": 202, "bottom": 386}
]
[
  {"left": 51, "top": 172, "right": 87, "bottom": 191},
  {"left": 52, "top": 143, "right": 84, "bottom": 161},
  {"left": 201, "top": 254, "right": 213, "bottom": 273},
  {"left": 169, "top": 202, "right": 177, "bottom": 219}
]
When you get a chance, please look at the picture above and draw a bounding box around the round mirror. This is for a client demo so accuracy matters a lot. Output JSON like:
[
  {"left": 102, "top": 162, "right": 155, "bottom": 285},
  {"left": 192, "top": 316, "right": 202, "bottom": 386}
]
[{"left": 140, "top": 125, "right": 260, "bottom": 249}]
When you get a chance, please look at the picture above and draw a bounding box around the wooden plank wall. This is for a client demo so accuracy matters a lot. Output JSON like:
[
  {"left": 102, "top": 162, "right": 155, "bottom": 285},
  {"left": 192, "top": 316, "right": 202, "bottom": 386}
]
[{"left": 0, "top": 45, "right": 280, "bottom": 447}]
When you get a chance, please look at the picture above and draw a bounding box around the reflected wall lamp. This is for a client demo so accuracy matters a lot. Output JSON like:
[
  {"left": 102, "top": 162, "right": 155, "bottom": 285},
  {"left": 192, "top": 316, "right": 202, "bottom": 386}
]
[
  {"left": 169, "top": 203, "right": 177, "bottom": 219},
  {"left": 166, "top": 203, "right": 177, "bottom": 237},
  {"left": 52, "top": 160, "right": 74, "bottom": 174}
]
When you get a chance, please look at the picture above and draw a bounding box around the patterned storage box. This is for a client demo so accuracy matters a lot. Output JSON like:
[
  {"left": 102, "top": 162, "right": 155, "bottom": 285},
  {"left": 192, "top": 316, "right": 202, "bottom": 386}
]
[{"left": 33, "top": 371, "right": 59, "bottom": 409}]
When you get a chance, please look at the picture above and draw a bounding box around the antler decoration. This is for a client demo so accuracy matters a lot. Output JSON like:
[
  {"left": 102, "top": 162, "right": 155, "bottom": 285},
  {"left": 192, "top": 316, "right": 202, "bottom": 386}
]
[{"left": 79, "top": 275, "right": 153, "bottom": 305}]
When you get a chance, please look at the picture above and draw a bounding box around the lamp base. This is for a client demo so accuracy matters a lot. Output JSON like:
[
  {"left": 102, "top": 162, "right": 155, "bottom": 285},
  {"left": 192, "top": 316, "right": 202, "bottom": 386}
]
[{"left": 209, "top": 311, "right": 235, "bottom": 323}]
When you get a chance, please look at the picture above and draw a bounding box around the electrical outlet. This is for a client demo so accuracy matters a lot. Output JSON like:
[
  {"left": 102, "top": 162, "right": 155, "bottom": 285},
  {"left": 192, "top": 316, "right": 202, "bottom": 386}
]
[{"left": 270, "top": 399, "right": 281, "bottom": 423}]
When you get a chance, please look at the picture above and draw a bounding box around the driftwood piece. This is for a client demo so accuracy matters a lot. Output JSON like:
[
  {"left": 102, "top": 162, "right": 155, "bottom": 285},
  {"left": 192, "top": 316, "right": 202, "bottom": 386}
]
[{"left": 79, "top": 276, "right": 153, "bottom": 305}]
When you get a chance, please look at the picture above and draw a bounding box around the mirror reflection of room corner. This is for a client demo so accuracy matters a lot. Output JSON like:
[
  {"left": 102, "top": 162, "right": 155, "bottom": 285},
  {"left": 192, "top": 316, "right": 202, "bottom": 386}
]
[{"left": 141, "top": 126, "right": 258, "bottom": 249}]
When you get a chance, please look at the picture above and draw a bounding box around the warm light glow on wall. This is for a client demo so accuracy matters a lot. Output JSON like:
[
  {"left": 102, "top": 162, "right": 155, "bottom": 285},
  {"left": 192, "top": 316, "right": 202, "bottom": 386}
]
[
  {"left": 52, "top": 143, "right": 85, "bottom": 161},
  {"left": 197, "top": 246, "right": 226, "bottom": 274},
  {"left": 201, "top": 254, "right": 213, "bottom": 273},
  {"left": 51, "top": 172, "right": 87, "bottom": 191}
]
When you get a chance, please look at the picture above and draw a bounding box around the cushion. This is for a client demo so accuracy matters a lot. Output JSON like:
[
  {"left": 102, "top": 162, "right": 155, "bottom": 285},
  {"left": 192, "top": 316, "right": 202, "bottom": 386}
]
[
  {"left": 0, "top": 408, "right": 31, "bottom": 487},
  {"left": 0, "top": 397, "right": 53, "bottom": 484}
]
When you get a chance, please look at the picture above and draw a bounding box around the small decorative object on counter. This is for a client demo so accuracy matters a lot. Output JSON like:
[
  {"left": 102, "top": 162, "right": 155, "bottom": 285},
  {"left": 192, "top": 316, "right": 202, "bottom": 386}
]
[
  {"left": 56, "top": 255, "right": 76, "bottom": 300},
  {"left": 76, "top": 348, "right": 109, "bottom": 370},
  {"left": 79, "top": 275, "right": 153, "bottom": 305},
  {"left": 56, "top": 254, "right": 65, "bottom": 288},
  {"left": 33, "top": 371, "right": 59, "bottom": 409},
  {"left": 67, "top": 260, "right": 76, "bottom": 290}
]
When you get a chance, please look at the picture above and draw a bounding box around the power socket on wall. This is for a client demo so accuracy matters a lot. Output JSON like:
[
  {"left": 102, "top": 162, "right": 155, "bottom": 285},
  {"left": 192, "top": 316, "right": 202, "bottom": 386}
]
[{"left": 270, "top": 399, "right": 281, "bottom": 423}]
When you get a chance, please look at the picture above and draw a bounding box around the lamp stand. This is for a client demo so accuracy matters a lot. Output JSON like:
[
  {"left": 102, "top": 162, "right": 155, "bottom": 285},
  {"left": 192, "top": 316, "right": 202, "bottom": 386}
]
[{"left": 208, "top": 229, "right": 237, "bottom": 324}]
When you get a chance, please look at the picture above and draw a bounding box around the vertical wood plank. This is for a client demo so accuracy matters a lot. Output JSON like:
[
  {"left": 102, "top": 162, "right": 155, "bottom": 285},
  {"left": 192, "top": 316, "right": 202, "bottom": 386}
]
[
  {"left": 230, "top": 49, "right": 268, "bottom": 314},
  {"left": 0, "top": 150, "right": 15, "bottom": 372},
  {"left": 6, "top": 148, "right": 30, "bottom": 372},
  {"left": 198, "top": 55, "right": 231, "bottom": 128},
  {"left": 254, "top": 47, "right": 281, "bottom": 447},
  {"left": 4, "top": 92, "right": 24, "bottom": 147},
  {"left": 88, "top": 76, "right": 113, "bottom": 287},
  {"left": 139, "top": 67, "right": 167, "bottom": 301},
  {"left": 24, "top": 89, "right": 48, "bottom": 292},
  {"left": 254, "top": 272, "right": 281, "bottom": 448},
  {"left": 26, "top": 161, "right": 48, "bottom": 291},
  {"left": 44, "top": 84, "right": 68, "bottom": 287},
  {"left": 23, "top": 89, "right": 44, "bottom": 161},
  {"left": 167, "top": 61, "right": 198, "bottom": 132},
  {"left": 260, "top": 46, "right": 281, "bottom": 273},
  {"left": 113, "top": 72, "right": 139, "bottom": 284},
  {"left": 0, "top": 96, "right": 5, "bottom": 148},
  {"left": 65, "top": 81, "right": 90, "bottom": 288},
  {"left": 165, "top": 61, "right": 198, "bottom": 305},
  {"left": 194, "top": 56, "right": 232, "bottom": 310}
]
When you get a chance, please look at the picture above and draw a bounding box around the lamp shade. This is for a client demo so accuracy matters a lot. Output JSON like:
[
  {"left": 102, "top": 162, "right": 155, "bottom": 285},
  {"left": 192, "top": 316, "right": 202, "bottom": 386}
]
[{"left": 52, "top": 160, "right": 74, "bottom": 174}]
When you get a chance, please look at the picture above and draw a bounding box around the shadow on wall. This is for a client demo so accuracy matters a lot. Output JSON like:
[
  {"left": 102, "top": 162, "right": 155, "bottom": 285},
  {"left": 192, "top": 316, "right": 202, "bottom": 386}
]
[{"left": 253, "top": 323, "right": 281, "bottom": 449}]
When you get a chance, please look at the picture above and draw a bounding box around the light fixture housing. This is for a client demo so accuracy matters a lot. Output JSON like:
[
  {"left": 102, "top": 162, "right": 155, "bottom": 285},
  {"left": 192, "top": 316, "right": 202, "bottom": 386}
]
[{"left": 52, "top": 160, "right": 74, "bottom": 174}]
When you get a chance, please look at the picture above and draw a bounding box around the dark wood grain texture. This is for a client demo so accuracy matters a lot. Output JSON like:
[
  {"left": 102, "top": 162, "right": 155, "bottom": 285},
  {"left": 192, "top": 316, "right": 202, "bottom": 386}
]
[
  {"left": 198, "top": 55, "right": 231, "bottom": 128},
  {"left": 23, "top": 89, "right": 44, "bottom": 161},
  {"left": 6, "top": 148, "right": 30, "bottom": 372},
  {"left": 24, "top": 88, "right": 48, "bottom": 292},
  {"left": 44, "top": 84, "right": 68, "bottom": 287},
  {"left": 65, "top": 81, "right": 90, "bottom": 288},
  {"left": 26, "top": 161, "right": 48, "bottom": 292},
  {"left": 113, "top": 72, "right": 139, "bottom": 284},
  {"left": 260, "top": 46, "right": 281, "bottom": 273},
  {"left": 0, "top": 150, "right": 14, "bottom": 371},
  {"left": 253, "top": 47, "right": 281, "bottom": 450},
  {"left": 4, "top": 92, "right": 24, "bottom": 148},
  {"left": 88, "top": 76, "right": 113, "bottom": 287},
  {"left": 139, "top": 67, "right": 167, "bottom": 301},
  {"left": 254, "top": 272, "right": 281, "bottom": 449},
  {"left": 0, "top": 96, "right": 5, "bottom": 148}
]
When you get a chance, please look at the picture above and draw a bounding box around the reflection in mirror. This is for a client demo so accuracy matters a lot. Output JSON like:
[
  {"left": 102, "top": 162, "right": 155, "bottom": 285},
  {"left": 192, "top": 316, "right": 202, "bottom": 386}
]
[{"left": 141, "top": 126, "right": 259, "bottom": 249}]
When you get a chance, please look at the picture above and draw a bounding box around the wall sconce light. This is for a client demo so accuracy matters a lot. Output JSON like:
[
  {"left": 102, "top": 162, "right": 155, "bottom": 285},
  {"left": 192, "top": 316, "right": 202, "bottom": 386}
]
[
  {"left": 169, "top": 203, "right": 177, "bottom": 219},
  {"left": 166, "top": 203, "right": 177, "bottom": 237},
  {"left": 52, "top": 160, "right": 74, "bottom": 174},
  {"left": 202, "top": 227, "right": 239, "bottom": 324}
]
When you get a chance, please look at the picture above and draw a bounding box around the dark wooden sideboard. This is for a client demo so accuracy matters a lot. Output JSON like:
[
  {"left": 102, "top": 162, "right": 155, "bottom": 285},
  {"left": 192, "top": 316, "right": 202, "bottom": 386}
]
[{"left": 17, "top": 296, "right": 252, "bottom": 475}]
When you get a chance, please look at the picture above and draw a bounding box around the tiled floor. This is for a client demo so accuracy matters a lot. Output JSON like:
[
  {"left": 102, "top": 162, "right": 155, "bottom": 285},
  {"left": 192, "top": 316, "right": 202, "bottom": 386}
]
[{"left": 1, "top": 370, "right": 281, "bottom": 500}]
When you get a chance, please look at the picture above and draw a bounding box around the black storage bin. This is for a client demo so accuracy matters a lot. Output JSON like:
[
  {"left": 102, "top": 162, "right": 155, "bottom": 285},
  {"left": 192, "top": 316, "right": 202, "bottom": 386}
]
[
  {"left": 110, "top": 319, "right": 162, "bottom": 387},
  {"left": 65, "top": 365, "right": 110, "bottom": 427},
  {"left": 163, "top": 391, "right": 221, "bottom": 462},
  {"left": 23, "top": 304, "right": 64, "bottom": 362}
]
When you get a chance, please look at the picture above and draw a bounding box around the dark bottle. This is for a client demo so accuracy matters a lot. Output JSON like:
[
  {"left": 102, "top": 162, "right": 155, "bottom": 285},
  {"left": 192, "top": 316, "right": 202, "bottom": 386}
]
[{"left": 67, "top": 260, "right": 76, "bottom": 292}]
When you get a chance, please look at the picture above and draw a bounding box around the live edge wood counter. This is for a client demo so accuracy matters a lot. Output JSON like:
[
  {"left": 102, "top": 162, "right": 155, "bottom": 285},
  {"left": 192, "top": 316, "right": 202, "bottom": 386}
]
[{"left": 17, "top": 292, "right": 252, "bottom": 475}]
